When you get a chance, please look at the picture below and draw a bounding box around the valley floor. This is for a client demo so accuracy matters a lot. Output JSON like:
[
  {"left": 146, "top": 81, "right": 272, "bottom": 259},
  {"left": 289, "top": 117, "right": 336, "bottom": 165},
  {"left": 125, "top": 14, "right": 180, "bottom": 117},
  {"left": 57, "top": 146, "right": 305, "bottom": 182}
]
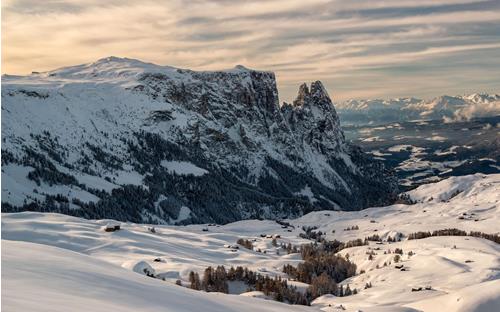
[{"left": 2, "top": 173, "right": 500, "bottom": 312}]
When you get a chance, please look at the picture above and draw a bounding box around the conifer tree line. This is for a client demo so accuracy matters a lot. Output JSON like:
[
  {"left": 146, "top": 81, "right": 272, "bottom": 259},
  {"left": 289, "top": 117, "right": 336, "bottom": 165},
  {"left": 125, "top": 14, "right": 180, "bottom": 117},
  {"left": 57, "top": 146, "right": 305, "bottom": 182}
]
[
  {"left": 187, "top": 239, "right": 358, "bottom": 306},
  {"left": 188, "top": 265, "right": 309, "bottom": 304},
  {"left": 407, "top": 228, "right": 499, "bottom": 244},
  {"left": 236, "top": 238, "right": 253, "bottom": 250},
  {"left": 297, "top": 226, "right": 383, "bottom": 253},
  {"left": 282, "top": 243, "right": 357, "bottom": 285},
  {"left": 2, "top": 131, "right": 326, "bottom": 224},
  {"left": 188, "top": 262, "right": 357, "bottom": 306}
]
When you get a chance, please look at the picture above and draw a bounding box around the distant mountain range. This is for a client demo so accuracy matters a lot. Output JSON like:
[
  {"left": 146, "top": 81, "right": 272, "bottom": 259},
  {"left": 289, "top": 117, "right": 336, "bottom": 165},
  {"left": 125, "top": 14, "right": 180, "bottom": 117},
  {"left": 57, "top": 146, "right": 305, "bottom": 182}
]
[
  {"left": 1, "top": 57, "right": 397, "bottom": 224},
  {"left": 337, "top": 93, "right": 500, "bottom": 125}
]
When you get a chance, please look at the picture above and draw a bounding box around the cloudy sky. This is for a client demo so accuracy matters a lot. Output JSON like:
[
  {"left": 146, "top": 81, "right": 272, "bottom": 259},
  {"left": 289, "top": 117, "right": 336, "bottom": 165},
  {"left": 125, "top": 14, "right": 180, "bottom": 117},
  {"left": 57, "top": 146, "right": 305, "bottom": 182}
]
[{"left": 2, "top": 0, "right": 500, "bottom": 101}]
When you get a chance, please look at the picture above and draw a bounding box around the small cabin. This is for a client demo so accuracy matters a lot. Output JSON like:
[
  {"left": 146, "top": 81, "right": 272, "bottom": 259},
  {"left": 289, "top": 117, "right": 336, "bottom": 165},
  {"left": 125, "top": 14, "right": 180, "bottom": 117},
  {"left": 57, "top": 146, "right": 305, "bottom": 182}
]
[{"left": 105, "top": 223, "right": 121, "bottom": 232}]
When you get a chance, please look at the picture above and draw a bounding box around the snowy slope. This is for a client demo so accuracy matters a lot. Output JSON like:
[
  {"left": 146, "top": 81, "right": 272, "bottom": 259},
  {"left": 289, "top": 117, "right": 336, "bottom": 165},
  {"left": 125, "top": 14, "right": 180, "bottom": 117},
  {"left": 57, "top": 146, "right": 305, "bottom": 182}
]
[
  {"left": 1, "top": 57, "right": 397, "bottom": 224},
  {"left": 2, "top": 173, "right": 499, "bottom": 311},
  {"left": 408, "top": 280, "right": 500, "bottom": 312},
  {"left": 2, "top": 240, "right": 310, "bottom": 312},
  {"left": 330, "top": 237, "right": 499, "bottom": 311}
]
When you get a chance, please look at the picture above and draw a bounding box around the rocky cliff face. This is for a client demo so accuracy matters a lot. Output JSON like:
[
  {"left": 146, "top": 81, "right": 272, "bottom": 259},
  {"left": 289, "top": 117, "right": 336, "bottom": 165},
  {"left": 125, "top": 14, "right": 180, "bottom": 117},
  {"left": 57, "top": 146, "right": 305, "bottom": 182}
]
[{"left": 1, "top": 57, "right": 397, "bottom": 224}]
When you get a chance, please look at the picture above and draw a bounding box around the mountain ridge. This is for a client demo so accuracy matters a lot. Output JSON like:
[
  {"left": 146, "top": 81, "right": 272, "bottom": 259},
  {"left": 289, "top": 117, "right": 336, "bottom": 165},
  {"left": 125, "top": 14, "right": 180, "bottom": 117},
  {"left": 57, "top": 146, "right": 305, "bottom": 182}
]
[
  {"left": 1, "top": 57, "right": 397, "bottom": 224},
  {"left": 337, "top": 93, "right": 500, "bottom": 125}
]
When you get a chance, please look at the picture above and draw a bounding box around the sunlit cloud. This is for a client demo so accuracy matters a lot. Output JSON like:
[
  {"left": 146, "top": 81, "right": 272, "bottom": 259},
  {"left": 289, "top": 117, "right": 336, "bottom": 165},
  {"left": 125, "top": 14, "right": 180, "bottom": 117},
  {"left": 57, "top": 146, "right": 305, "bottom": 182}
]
[{"left": 2, "top": 0, "right": 500, "bottom": 101}]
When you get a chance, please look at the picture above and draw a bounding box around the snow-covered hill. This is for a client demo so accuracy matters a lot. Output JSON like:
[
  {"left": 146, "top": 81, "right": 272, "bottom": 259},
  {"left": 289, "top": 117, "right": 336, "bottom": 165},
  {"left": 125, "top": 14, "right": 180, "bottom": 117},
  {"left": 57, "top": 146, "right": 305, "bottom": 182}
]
[
  {"left": 337, "top": 94, "right": 500, "bottom": 125},
  {"left": 1, "top": 57, "right": 397, "bottom": 224},
  {"left": 2, "top": 173, "right": 499, "bottom": 311},
  {"left": 2, "top": 240, "right": 310, "bottom": 312}
]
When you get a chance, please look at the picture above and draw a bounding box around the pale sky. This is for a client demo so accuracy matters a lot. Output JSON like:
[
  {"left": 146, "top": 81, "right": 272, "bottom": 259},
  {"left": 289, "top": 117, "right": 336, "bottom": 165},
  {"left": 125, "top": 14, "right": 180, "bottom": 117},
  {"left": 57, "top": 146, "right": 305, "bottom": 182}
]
[{"left": 2, "top": 0, "right": 500, "bottom": 101}]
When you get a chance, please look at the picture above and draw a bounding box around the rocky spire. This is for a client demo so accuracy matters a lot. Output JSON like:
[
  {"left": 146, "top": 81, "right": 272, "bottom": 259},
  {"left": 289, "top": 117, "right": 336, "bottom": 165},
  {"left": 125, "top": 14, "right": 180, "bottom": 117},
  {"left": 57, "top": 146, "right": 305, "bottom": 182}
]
[
  {"left": 293, "top": 83, "right": 310, "bottom": 107},
  {"left": 282, "top": 80, "right": 344, "bottom": 154},
  {"left": 290, "top": 81, "right": 339, "bottom": 118},
  {"left": 310, "top": 81, "right": 331, "bottom": 103}
]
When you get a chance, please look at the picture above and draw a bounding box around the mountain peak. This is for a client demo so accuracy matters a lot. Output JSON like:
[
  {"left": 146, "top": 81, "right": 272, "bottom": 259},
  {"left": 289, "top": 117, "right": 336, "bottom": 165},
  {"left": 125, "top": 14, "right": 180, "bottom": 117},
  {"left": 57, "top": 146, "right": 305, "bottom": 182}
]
[
  {"left": 233, "top": 64, "right": 250, "bottom": 71},
  {"left": 292, "top": 81, "right": 335, "bottom": 112},
  {"left": 310, "top": 80, "right": 329, "bottom": 99},
  {"left": 39, "top": 56, "right": 170, "bottom": 81},
  {"left": 94, "top": 56, "right": 131, "bottom": 63},
  {"left": 293, "top": 83, "right": 310, "bottom": 106}
]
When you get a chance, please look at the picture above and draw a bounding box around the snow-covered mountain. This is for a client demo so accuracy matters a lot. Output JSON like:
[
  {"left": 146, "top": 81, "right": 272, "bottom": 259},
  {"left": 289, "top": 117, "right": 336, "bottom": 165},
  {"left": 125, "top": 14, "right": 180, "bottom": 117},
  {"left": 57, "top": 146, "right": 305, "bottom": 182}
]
[
  {"left": 3, "top": 173, "right": 499, "bottom": 311},
  {"left": 1, "top": 57, "right": 397, "bottom": 224},
  {"left": 337, "top": 94, "right": 500, "bottom": 125}
]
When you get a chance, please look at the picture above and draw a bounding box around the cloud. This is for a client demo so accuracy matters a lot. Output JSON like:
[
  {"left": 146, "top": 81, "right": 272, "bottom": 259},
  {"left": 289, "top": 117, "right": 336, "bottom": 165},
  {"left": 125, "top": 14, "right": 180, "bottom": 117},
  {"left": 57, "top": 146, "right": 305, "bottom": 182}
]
[
  {"left": 2, "top": 0, "right": 500, "bottom": 101},
  {"left": 452, "top": 101, "right": 500, "bottom": 121}
]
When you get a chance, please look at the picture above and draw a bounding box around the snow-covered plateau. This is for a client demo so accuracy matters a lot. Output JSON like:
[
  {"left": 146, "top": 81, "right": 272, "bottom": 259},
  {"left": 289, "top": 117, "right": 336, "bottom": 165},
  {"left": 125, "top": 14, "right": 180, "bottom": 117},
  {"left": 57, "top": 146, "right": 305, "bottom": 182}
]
[{"left": 2, "top": 173, "right": 499, "bottom": 311}]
